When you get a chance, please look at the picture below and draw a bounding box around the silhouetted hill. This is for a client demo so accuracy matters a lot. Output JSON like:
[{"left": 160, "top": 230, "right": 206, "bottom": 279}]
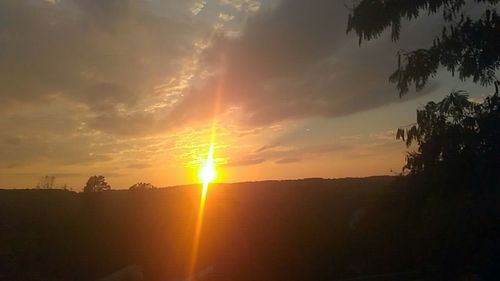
[{"left": 0, "top": 176, "right": 497, "bottom": 281}]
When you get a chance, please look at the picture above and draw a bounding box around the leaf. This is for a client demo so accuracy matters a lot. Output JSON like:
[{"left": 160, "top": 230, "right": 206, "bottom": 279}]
[
  {"left": 396, "top": 128, "right": 405, "bottom": 141},
  {"left": 406, "top": 126, "right": 418, "bottom": 146}
]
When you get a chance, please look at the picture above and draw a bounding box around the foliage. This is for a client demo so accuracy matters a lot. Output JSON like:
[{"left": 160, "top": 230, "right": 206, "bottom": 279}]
[
  {"left": 83, "top": 175, "right": 111, "bottom": 192},
  {"left": 129, "top": 182, "right": 156, "bottom": 191},
  {"left": 347, "top": 0, "right": 500, "bottom": 96},
  {"left": 397, "top": 86, "right": 500, "bottom": 190}
]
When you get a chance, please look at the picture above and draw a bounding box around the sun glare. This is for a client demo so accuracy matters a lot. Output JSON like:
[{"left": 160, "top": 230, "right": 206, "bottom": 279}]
[
  {"left": 187, "top": 143, "right": 216, "bottom": 281},
  {"left": 198, "top": 145, "right": 216, "bottom": 185}
]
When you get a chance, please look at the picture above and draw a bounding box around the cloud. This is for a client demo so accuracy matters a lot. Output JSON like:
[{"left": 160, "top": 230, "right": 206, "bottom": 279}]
[
  {"left": 226, "top": 127, "right": 404, "bottom": 167},
  {"left": 173, "top": 0, "right": 443, "bottom": 127},
  {"left": 219, "top": 0, "right": 261, "bottom": 12},
  {"left": 190, "top": 0, "right": 206, "bottom": 15},
  {"left": 226, "top": 157, "right": 266, "bottom": 167},
  {"left": 275, "top": 158, "right": 301, "bottom": 164},
  {"left": 256, "top": 143, "right": 281, "bottom": 153},
  {"left": 226, "top": 142, "right": 353, "bottom": 167},
  {"left": 127, "top": 163, "right": 152, "bottom": 169},
  {"left": 0, "top": 0, "right": 205, "bottom": 132},
  {"left": 219, "top": 13, "right": 235, "bottom": 21},
  {"left": 0, "top": 0, "right": 455, "bottom": 185},
  {"left": 0, "top": 0, "right": 216, "bottom": 172},
  {"left": 0, "top": 0, "right": 443, "bottom": 140}
]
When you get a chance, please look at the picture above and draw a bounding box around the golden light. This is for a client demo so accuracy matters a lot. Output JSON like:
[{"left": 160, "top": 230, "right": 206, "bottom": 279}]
[
  {"left": 186, "top": 59, "right": 224, "bottom": 280},
  {"left": 198, "top": 145, "right": 216, "bottom": 185},
  {"left": 187, "top": 143, "right": 216, "bottom": 281}
]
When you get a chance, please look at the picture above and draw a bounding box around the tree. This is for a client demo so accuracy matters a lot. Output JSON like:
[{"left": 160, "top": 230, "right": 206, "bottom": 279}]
[
  {"left": 347, "top": 0, "right": 500, "bottom": 96},
  {"left": 347, "top": 0, "right": 500, "bottom": 188},
  {"left": 347, "top": 4, "right": 500, "bottom": 278},
  {"left": 397, "top": 86, "right": 500, "bottom": 190},
  {"left": 83, "top": 175, "right": 111, "bottom": 192},
  {"left": 35, "top": 175, "right": 70, "bottom": 190},
  {"left": 129, "top": 182, "right": 156, "bottom": 191},
  {"left": 36, "top": 175, "right": 56, "bottom": 189}
]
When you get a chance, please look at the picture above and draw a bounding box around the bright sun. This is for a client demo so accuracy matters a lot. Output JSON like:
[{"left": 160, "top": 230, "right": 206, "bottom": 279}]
[{"left": 198, "top": 145, "right": 216, "bottom": 185}]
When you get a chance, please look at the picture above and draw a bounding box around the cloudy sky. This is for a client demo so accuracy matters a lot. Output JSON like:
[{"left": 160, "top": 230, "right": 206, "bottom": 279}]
[{"left": 0, "top": 0, "right": 492, "bottom": 189}]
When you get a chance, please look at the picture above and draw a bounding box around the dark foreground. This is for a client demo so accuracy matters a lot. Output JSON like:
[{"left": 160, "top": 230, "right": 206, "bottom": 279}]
[{"left": 0, "top": 176, "right": 498, "bottom": 281}]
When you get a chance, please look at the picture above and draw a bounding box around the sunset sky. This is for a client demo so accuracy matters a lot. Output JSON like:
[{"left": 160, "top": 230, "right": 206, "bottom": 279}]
[{"left": 0, "top": 0, "right": 491, "bottom": 189}]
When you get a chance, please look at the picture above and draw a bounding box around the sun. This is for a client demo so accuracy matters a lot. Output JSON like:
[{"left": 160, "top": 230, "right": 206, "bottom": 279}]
[{"left": 198, "top": 144, "right": 216, "bottom": 185}]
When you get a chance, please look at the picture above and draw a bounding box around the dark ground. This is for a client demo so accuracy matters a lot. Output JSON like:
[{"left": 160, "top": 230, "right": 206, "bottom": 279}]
[{"left": 0, "top": 176, "right": 498, "bottom": 281}]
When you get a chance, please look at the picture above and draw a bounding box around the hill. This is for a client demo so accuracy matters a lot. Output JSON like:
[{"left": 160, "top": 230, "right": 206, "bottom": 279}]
[{"left": 0, "top": 176, "right": 497, "bottom": 281}]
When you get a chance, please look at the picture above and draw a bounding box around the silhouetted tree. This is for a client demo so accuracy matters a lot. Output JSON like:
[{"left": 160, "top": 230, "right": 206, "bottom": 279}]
[
  {"left": 397, "top": 87, "right": 500, "bottom": 190},
  {"left": 83, "top": 175, "right": 111, "bottom": 192},
  {"left": 36, "top": 175, "right": 56, "bottom": 189},
  {"left": 35, "top": 175, "right": 70, "bottom": 190},
  {"left": 129, "top": 182, "right": 156, "bottom": 191},
  {"left": 347, "top": 0, "right": 500, "bottom": 96}
]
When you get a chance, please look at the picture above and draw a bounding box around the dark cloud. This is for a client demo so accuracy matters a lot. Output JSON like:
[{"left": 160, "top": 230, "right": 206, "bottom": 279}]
[
  {"left": 226, "top": 157, "right": 266, "bottom": 167},
  {"left": 0, "top": 0, "right": 445, "bottom": 139},
  {"left": 0, "top": 0, "right": 209, "bottom": 170},
  {"left": 0, "top": 0, "right": 458, "bottom": 176},
  {"left": 175, "top": 0, "right": 443, "bottom": 126},
  {"left": 0, "top": 133, "right": 112, "bottom": 168},
  {"left": 0, "top": 172, "right": 81, "bottom": 178},
  {"left": 227, "top": 142, "right": 354, "bottom": 167},
  {"left": 0, "top": 0, "right": 203, "bottom": 132}
]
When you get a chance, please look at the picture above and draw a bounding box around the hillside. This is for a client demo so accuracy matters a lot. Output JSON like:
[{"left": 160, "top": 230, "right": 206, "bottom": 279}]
[
  {"left": 0, "top": 176, "right": 417, "bottom": 281},
  {"left": 2, "top": 176, "right": 497, "bottom": 281}
]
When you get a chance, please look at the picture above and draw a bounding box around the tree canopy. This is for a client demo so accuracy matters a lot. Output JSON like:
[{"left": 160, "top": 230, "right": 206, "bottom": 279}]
[
  {"left": 397, "top": 87, "right": 500, "bottom": 190},
  {"left": 347, "top": 0, "right": 500, "bottom": 96},
  {"left": 129, "top": 182, "right": 156, "bottom": 191},
  {"left": 83, "top": 175, "right": 111, "bottom": 192}
]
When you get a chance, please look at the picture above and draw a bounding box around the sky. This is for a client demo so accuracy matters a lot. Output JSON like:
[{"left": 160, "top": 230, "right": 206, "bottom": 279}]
[{"left": 0, "top": 0, "right": 494, "bottom": 189}]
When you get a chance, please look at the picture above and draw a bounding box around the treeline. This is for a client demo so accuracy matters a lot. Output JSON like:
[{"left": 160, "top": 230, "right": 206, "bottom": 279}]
[{"left": 32, "top": 175, "right": 156, "bottom": 192}]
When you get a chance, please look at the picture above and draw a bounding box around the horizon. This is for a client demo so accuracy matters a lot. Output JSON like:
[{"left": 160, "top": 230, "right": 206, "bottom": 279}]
[{"left": 0, "top": 174, "right": 395, "bottom": 190}]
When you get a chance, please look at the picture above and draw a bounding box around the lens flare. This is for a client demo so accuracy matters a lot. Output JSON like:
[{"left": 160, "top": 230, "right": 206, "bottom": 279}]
[
  {"left": 187, "top": 143, "right": 216, "bottom": 281},
  {"left": 198, "top": 145, "right": 216, "bottom": 185},
  {"left": 187, "top": 56, "right": 224, "bottom": 281}
]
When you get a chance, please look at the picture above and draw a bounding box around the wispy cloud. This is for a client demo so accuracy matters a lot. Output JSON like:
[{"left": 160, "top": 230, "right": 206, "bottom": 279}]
[{"left": 190, "top": 0, "right": 206, "bottom": 15}]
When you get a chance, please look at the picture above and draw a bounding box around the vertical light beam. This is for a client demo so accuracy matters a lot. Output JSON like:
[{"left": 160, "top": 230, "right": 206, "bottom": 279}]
[
  {"left": 187, "top": 142, "right": 215, "bottom": 281},
  {"left": 186, "top": 55, "right": 224, "bottom": 281}
]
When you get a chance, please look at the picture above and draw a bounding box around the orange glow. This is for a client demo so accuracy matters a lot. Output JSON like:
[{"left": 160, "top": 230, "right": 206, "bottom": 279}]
[
  {"left": 186, "top": 59, "right": 224, "bottom": 281},
  {"left": 198, "top": 144, "right": 216, "bottom": 185},
  {"left": 187, "top": 142, "right": 216, "bottom": 281},
  {"left": 186, "top": 182, "right": 209, "bottom": 281}
]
